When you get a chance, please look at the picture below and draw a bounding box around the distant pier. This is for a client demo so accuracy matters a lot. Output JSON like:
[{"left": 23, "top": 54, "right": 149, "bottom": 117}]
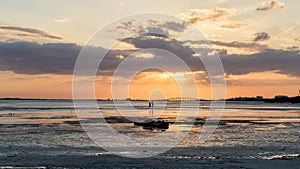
[{"left": 167, "top": 97, "right": 200, "bottom": 101}]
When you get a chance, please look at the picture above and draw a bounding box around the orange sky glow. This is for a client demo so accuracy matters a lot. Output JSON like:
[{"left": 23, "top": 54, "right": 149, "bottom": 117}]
[{"left": 0, "top": 70, "right": 299, "bottom": 100}]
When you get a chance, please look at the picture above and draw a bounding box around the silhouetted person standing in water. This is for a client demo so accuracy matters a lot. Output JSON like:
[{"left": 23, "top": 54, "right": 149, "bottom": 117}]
[
  {"left": 148, "top": 100, "right": 154, "bottom": 109},
  {"left": 149, "top": 101, "right": 154, "bottom": 116}
]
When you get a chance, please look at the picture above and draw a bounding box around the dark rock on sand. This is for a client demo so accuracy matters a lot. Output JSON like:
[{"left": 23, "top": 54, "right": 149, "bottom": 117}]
[{"left": 104, "top": 116, "right": 133, "bottom": 123}]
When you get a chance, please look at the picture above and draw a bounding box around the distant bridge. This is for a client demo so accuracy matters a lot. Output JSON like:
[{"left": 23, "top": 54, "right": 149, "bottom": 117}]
[{"left": 167, "top": 97, "right": 199, "bottom": 101}]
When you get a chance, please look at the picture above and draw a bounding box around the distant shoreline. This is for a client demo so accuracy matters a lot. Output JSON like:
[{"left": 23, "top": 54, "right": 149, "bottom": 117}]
[
  {"left": 227, "top": 96, "right": 300, "bottom": 103},
  {"left": 1, "top": 96, "right": 300, "bottom": 103}
]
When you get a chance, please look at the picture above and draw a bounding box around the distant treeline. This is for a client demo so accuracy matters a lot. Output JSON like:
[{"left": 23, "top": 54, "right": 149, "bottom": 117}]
[
  {"left": 227, "top": 96, "right": 300, "bottom": 103},
  {"left": 264, "top": 96, "right": 300, "bottom": 103},
  {"left": 0, "top": 98, "right": 149, "bottom": 101},
  {"left": 0, "top": 97, "right": 79, "bottom": 101}
]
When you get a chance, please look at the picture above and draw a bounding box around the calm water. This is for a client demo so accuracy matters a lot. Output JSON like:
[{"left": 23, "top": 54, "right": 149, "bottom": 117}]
[
  {"left": 1, "top": 99, "right": 300, "bottom": 112},
  {"left": 0, "top": 99, "right": 299, "bottom": 159}
]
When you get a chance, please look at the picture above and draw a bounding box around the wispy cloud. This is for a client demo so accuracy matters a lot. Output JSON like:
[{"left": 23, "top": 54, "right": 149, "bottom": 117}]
[
  {"left": 54, "top": 19, "right": 69, "bottom": 23},
  {"left": 212, "top": 40, "right": 267, "bottom": 51},
  {"left": 227, "top": 71, "right": 300, "bottom": 86},
  {"left": 220, "top": 21, "right": 248, "bottom": 29},
  {"left": 180, "top": 8, "right": 231, "bottom": 24},
  {"left": 0, "top": 26, "right": 63, "bottom": 40},
  {"left": 185, "top": 39, "right": 267, "bottom": 52},
  {"left": 180, "top": 8, "right": 249, "bottom": 31},
  {"left": 256, "top": 0, "right": 285, "bottom": 11}
]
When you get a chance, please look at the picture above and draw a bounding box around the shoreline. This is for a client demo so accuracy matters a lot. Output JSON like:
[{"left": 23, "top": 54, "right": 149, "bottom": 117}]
[{"left": 1, "top": 96, "right": 300, "bottom": 103}]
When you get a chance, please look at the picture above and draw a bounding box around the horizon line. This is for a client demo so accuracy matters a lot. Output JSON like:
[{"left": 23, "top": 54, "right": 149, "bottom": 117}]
[{"left": 0, "top": 95, "right": 299, "bottom": 101}]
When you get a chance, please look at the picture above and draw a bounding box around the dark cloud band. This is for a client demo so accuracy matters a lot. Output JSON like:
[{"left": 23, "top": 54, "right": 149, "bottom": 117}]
[{"left": 0, "top": 40, "right": 299, "bottom": 79}]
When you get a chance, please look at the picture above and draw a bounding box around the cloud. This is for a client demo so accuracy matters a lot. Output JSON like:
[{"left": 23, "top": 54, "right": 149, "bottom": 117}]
[
  {"left": 114, "top": 19, "right": 187, "bottom": 36},
  {"left": 253, "top": 32, "right": 271, "bottom": 41},
  {"left": 159, "top": 21, "right": 187, "bottom": 32},
  {"left": 256, "top": 0, "right": 285, "bottom": 11},
  {"left": 185, "top": 40, "right": 267, "bottom": 52},
  {"left": 180, "top": 8, "right": 249, "bottom": 31},
  {"left": 54, "top": 19, "right": 69, "bottom": 23},
  {"left": 118, "top": 35, "right": 300, "bottom": 78},
  {"left": 0, "top": 38, "right": 205, "bottom": 76},
  {"left": 0, "top": 41, "right": 142, "bottom": 76},
  {"left": 120, "top": 35, "right": 300, "bottom": 78},
  {"left": 0, "top": 34, "right": 300, "bottom": 85},
  {"left": 180, "top": 8, "right": 231, "bottom": 24},
  {"left": 221, "top": 49, "right": 300, "bottom": 77},
  {"left": 220, "top": 21, "right": 248, "bottom": 29},
  {"left": 0, "top": 26, "right": 63, "bottom": 40},
  {"left": 121, "top": 35, "right": 202, "bottom": 71},
  {"left": 0, "top": 42, "right": 80, "bottom": 74},
  {"left": 226, "top": 71, "right": 300, "bottom": 86},
  {"left": 212, "top": 40, "right": 267, "bottom": 51},
  {"left": 286, "top": 46, "right": 298, "bottom": 51}
]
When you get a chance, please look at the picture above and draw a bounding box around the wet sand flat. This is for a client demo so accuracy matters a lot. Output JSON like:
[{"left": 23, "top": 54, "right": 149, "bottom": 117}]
[{"left": 0, "top": 100, "right": 299, "bottom": 168}]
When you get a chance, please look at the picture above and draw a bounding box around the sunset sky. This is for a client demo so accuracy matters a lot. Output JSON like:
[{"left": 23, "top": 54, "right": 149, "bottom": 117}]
[{"left": 0, "top": 0, "right": 300, "bottom": 99}]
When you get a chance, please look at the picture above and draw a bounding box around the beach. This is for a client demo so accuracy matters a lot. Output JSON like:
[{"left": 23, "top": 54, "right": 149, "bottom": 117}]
[
  {"left": 2, "top": 0, "right": 300, "bottom": 168},
  {"left": 0, "top": 100, "right": 299, "bottom": 168}
]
